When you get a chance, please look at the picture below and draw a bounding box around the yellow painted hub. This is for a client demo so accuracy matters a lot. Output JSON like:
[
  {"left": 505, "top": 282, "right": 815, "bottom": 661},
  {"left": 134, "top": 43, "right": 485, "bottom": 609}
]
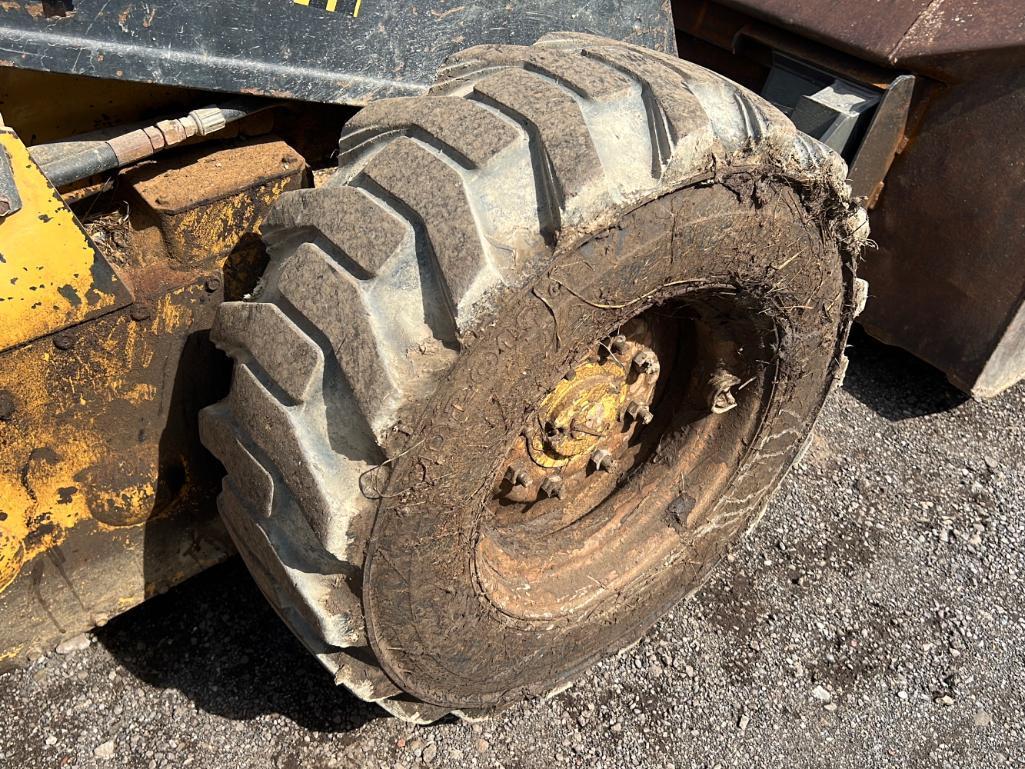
[{"left": 528, "top": 360, "right": 629, "bottom": 468}]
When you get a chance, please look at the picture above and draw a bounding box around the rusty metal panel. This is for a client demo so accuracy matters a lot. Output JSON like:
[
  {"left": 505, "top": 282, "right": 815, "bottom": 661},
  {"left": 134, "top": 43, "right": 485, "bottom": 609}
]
[
  {"left": 0, "top": 127, "right": 132, "bottom": 352},
  {"left": 122, "top": 138, "right": 306, "bottom": 266},
  {"left": 0, "top": 289, "right": 236, "bottom": 666},
  {"left": 858, "top": 69, "right": 1025, "bottom": 397},
  {"left": 0, "top": 1, "right": 676, "bottom": 106},
  {"left": 708, "top": 0, "right": 1025, "bottom": 81},
  {"left": 0, "top": 139, "right": 306, "bottom": 664},
  {"left": 713, "top": 0, "right": 930, "bottom": 68},
  {"left": 889, "top": 2, "right": 1025, "bottom": 81}
]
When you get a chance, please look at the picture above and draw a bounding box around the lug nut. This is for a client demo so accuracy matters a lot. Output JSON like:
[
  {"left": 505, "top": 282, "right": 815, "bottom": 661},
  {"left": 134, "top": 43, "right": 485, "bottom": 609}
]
[
  {"left": 504, "top": 466, "right": 531, "bottom": 489},
  {"left": 608, "top": 335, "right": 627, "bottom": 354},
  {"left": 708, "top": 370, "right": 742, "bottom": 414},
  {"left": 539, "top": 474, "right": 565, "bottom": 499},
  {"left": 591, "top": 449, "right": 615, "bottom": 473},
  {"left": 625, "top": 401, "right": 654, "bottom": 425},
  {"left": 632, "top": 350, "right": 660, "bottom": 376}
]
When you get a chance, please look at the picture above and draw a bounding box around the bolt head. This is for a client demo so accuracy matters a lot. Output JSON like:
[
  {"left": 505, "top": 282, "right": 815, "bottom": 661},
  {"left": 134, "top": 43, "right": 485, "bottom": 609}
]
[
  {"left": 591, "top": 449, "right": 615, "bottom": 473},
  {"left": 53, "top": 333, "right": 74, "bottom": 350},
  {"left": 609, "top": 335, "right": 627, "bottom": 354},
  {"left": 129, "top": 304, "right": 152, "bottom": 322},
  {"left": 632, "top": 351, "right": 660, "bottom": 376},
  {"left": 539, "top": 474, "right": 564, "bottom": 499},
  {"left": 625, "top": 401, "right": 654, "bottom": 425},
  {"left": 504, "top": 466, "right": 531, "bottom": 489}
]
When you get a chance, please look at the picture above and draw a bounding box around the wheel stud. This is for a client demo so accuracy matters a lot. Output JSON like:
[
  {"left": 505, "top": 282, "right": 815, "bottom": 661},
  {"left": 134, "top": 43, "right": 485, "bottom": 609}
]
[
  {"left": 539, "top": 474, "right": 565, "bottom": 499},
  {"left": 591, "top": 449, "right": 615, "bottom": 473},
  {"left": 504, "top": 466, "right": 531, "bottom": 489},
  {"left": 625, "top": 401, "right": 654, "bottom": 424},
  {"left": 708, "top": 370, "right": 742, "bottom": 414},
  {"left": 632, "top": 350, "right": 660, "bottom": 376}
]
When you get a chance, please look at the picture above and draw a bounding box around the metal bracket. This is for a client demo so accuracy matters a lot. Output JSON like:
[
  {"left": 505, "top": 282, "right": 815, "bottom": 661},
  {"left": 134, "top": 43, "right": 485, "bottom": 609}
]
[
  {"left": 848, "top": 74, "right": 915, "bottom": 204},
  {"left": 0, "top": 144, "right": 23, "bottom": 217}
]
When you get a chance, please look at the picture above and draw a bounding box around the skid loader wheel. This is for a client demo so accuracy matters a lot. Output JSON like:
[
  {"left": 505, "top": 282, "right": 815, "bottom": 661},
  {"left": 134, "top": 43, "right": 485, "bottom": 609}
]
[{"left": 200, "top": 33, "right": 867, "bottom": 721}]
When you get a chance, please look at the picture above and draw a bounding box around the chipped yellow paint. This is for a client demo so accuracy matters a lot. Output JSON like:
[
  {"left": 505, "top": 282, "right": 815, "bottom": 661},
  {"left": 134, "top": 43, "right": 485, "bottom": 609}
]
[
  {"left": 146, "top": 174, "right": 294, "bottom": 266},
  {"left": 0, "top": 287, "right": 202, "bottom": 593},
  {"left": 123, "top": 383, "right": 158, "bottom": 405},
  {"left": 0, "top": 138, "right": 302, "bottom": 667},
  {"left": 0, "top": 128, "right": 128, "bottom": 352}
]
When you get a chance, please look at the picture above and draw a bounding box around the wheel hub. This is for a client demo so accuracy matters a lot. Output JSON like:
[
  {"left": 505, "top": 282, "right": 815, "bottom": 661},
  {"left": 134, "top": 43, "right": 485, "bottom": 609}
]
[
  {"left": 493, "top": 319, "right": 663, "bottom": 507},
  {"left": 528, "top": 359, "right": 627, "bottom": 467},
  {"left": 475, "top": 296, "right": 772, "bottom": 626}
]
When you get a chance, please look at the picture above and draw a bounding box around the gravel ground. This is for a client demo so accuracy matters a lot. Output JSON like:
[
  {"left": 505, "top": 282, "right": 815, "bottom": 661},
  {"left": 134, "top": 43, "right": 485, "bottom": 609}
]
[{"left": 1, "top": 329, "right": 1023, "bottom": 769}]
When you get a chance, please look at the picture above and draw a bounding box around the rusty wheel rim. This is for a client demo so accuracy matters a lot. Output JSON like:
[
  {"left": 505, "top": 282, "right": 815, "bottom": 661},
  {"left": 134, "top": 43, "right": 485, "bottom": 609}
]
[{"left": 475, "top": 295, "right": 774, "bottom": 623}]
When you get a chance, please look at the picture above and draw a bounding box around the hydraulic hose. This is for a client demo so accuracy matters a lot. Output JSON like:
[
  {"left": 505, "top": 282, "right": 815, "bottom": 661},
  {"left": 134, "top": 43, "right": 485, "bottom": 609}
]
[{"left": 30, "top": 97, "right": 273, "bottom": 188}]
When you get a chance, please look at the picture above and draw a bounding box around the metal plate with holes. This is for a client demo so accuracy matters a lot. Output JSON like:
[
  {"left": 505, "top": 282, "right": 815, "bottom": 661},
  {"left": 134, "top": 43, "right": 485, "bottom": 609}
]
[{"left": 0, "top": 1, "right": 675, "bottom": 106}]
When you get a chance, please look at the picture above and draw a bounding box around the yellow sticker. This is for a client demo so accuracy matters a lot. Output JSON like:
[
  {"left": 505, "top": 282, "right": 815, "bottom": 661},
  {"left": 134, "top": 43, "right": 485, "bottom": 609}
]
[{"left": 292, "top": 0, "right": 359, "bottom": 14}]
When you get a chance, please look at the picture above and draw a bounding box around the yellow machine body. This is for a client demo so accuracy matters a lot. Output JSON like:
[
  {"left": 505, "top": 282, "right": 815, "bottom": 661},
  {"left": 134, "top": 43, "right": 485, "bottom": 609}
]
[{"left": 0, "top": 121, "right": 306, "bottom": 666}]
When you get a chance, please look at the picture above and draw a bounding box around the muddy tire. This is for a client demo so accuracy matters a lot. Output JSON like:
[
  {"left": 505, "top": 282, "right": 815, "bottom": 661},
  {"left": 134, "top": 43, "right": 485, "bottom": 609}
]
[{"left": 200, "top": 33, "right": 867, "bottom": 722}]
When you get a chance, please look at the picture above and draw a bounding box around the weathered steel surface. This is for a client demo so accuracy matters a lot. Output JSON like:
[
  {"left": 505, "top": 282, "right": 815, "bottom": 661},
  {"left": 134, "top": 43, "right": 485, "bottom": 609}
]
[
  {"left": 0, "top": 138, "right": 305, "bottom": 664},
  {"left": 858, "top": 69, "right": 1025, "bottom": 398},
  {"left": 123, "top": 138, "right": 306, "bottom": 266},
  {"left": 847, "top": 74, "right": 914, "bottom": 204},
  {"left": 0, "top": 287, "right": 235, "bottom": 667},
  {"left": 712, "top": 0, "right": 1025, "bottom": 80},
  {"left": 0, "top": 1, "right": 676, "bottom": 106},
  {"left": 891, "top": 2, "right": 1025, "bottom": 80},
  {"left": 0, "top": 128, "right": 132, "bottom": 352}
]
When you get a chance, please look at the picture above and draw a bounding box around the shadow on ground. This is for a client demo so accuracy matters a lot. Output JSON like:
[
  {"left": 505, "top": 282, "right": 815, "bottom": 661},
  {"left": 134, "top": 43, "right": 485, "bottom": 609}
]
[
  {"left": 90, "top": 287, "right": 381, "bottom": 734},
  {"left": 95, "top": 558, "right": 381, "bottom": 734},
  {"left": 843, "top": 325, "right": 969, "bottom": 420}
]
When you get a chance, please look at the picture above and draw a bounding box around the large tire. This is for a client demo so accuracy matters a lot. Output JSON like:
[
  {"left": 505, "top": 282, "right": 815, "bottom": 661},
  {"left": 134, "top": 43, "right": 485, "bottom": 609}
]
[{"left": 200, "top": 33, "right": 868, "bottom": 722}]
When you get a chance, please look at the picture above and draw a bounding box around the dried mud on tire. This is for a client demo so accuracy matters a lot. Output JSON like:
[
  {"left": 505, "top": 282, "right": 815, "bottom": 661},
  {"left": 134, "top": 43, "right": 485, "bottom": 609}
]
[{"left": 200, "top": 32, "right": 868, "bottom": 721}]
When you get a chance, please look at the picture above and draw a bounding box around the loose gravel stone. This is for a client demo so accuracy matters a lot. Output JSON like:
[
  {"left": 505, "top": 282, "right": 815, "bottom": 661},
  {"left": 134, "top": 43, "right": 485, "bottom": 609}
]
[
  {"left": 93, "top": 741, "right": 115, "bottom": 760},
  {"left": 55, "top": 633, "right": 91, "bottom": 655}
]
